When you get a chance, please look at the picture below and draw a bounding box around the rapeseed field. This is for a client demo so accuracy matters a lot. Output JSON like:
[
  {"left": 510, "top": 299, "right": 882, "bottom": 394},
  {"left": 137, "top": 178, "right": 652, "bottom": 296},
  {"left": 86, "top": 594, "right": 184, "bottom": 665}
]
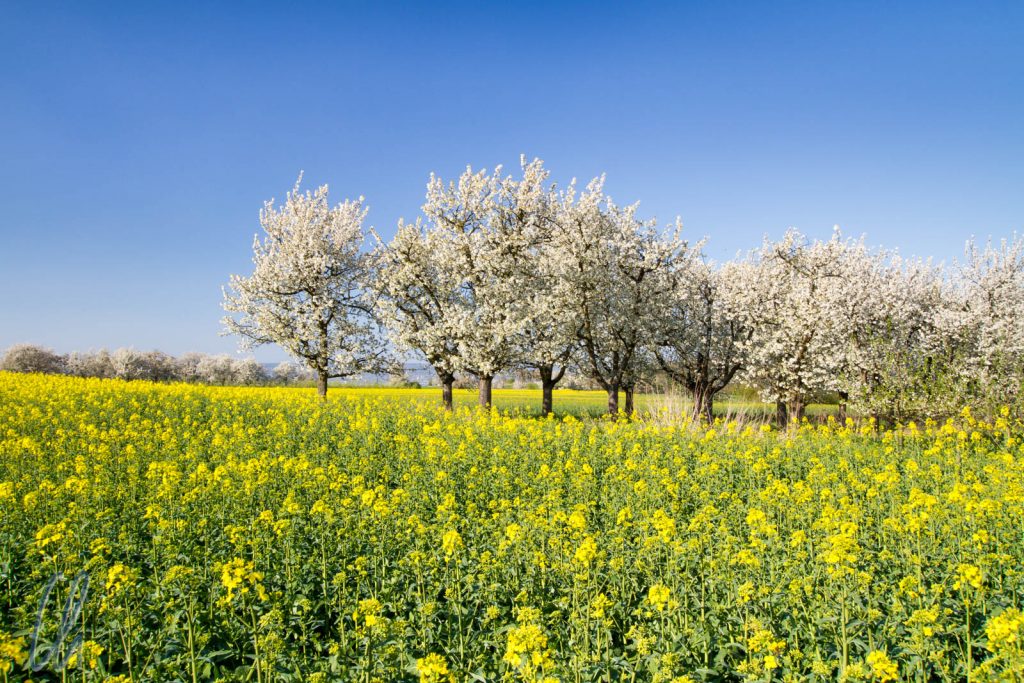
[{"left": 1, "top": 373, "right": 1022, "bottom": 681}]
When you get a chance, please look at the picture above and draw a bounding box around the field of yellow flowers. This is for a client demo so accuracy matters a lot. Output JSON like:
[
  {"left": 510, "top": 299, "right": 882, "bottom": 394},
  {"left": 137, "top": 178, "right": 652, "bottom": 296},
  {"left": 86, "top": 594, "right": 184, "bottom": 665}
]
[{"left": 1, "top": 373, "right": 1022, "bottom": 682}]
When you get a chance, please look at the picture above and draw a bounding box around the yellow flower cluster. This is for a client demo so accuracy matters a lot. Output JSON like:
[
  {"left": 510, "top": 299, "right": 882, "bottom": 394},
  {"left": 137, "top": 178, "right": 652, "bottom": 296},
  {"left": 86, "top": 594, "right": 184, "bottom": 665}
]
[
  {"left": 1, "top": 372, "right": 1022, "bottom": 681},
  {"left": 66, "top": 640, "right": 105, "bottom": 670},
  {"left": 504, "top": 621, "right": 554, "bottom": 679},
  {"left": 219, "top": 557, "right": 267, "bottom": 604},
  {"left": 865, "top": 650, "right": 898, "bottom": 682},
  {"left": 415, "top": 653, "right": 453, "bottom": 683},
  {"left": 0, "top": 633, "right": 27, "bottom": 676},
  {"left": 954, "top": 563, "right": 985, "bottom": 592},
  {"left": 441, "top": 529, "right": 462, "bottom": 559},
  {"left": 647, "top": 584, "right": 672, "bottom": 612},
  {"left": 353, "top": 597, "right": 386, "bottom": 632},
  {"left": 976, "top": 608, "right": 1024, "bottom": 680}
]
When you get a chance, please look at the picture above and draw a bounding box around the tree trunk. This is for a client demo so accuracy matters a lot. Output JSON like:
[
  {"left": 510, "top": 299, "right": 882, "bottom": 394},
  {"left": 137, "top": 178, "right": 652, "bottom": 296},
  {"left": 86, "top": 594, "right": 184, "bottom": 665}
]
[
  {"left": 607, "top": 384, "right": 620, "bottom": 416},
  {"left": 624, "top": 385, "right": 635, "bottom": 415},
  {"left": 316, "top": 318, "right": 329, "bottom": 399},
  {"left": 441, "top": 376, "right": 454, "bottom": 412},
  {"left": 775, "top": 401, "right": 788, "bottom": 429},
  {"left": 539, "top": 365, "right": 555, "bottom": 417},
  {"left": 478, "top": 375, "right": 493, "bottom": 409},
  {"left": 838, "top": 390, "right": 849, "bottom": 424},
  {"left": 790, "top": 397, "right": 806, "bottom": 427},
  {"left": 692, "top": 383, "right": 713, "bottom": 422}
]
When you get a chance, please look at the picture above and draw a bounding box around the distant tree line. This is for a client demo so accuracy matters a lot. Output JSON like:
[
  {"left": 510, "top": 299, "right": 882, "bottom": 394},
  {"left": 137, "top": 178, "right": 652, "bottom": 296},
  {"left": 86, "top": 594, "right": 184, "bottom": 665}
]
[
  {"left": 219, "top": 158, "right": 1024, "bottom": 424},
  {"left": 0, "top": 345, "right": 314, "bottom": 386}
]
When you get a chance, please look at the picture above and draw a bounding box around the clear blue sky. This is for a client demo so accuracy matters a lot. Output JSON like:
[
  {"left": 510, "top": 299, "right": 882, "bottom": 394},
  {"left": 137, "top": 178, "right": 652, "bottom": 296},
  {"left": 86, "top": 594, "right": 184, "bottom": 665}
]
[{"left": 2, "top": 1, "right": 1022, "bottom": 361}]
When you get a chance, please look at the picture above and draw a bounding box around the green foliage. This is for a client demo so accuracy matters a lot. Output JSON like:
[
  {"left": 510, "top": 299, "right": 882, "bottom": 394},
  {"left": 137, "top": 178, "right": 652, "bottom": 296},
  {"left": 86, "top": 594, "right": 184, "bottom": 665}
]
[{"left": 1, "top": 373, "right": 1022, "bottom": 681}]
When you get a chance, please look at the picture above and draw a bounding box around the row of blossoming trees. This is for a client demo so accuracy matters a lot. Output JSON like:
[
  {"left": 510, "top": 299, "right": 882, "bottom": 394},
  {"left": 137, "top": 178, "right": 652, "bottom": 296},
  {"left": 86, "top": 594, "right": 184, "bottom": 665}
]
[
  {"left": 220, "top": 158, "right": 1023, "bottom": 424},
  {"left": 0, "top": 345, "right": 315, "bottom": 385}
]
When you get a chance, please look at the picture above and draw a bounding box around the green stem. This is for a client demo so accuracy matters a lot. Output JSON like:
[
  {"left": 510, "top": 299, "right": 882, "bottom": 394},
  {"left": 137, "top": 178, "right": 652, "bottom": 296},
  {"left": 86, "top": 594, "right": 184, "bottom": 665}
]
[
  {"left": 250, "top": 608, "right": 262, "bottom": 683},
  {"left": 965, "top": 599, "right": 972, "bottom": 683}
]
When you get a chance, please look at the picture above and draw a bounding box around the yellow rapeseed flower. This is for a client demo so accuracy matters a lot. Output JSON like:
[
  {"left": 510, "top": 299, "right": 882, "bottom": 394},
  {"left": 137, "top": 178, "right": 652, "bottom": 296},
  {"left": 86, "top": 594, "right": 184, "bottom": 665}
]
[
  {"left": 416, "top": 653, "right": 452, "bottom": 682},
  {"left": 865, "top": 650, "right": 898, "bottom": 682},
  {"left": 441, "top": 529, "right": 462, "bottom": 559},
  {"left": 648, "top": 583, "right": 672, "bottom": 611}
]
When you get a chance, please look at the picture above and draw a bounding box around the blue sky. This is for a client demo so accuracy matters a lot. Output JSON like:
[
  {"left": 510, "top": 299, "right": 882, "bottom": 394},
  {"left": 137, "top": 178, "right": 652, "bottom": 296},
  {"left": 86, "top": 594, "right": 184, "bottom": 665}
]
[{"left": 1, "top": 1, "right": 1022, "bottom": 361}]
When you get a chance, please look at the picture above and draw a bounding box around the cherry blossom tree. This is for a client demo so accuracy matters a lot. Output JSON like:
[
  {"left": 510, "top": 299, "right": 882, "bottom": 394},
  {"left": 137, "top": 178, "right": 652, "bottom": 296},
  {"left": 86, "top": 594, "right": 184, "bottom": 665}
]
[
  {"left": 816, "top": 237, "right": 892, "bottom": 421},
  {"left": 195, "top": 354, "right": 238, "bottom": 385},
  {"left": 171, "top": 352, "right": 204, "bottom": 383},
  {"left": 375, "top": 158, "right": 565, "bottom": 411},
  {"left": 423, "top": 160, "right": 566, "bottom": 408},
  {"left": 423, "top": 163, "right": 522, "bottom": 408},
  {"left": 371, "top": 218, "right": 467, "bottom": 410},
  {"left": 232, "top": 358, "right": 268, "bottom": 386},
  {"left": 839, "top": 256, "right": 953, "bottom": 421},
  {"left": 735, "top": 229, "right": 849, "bottom": 427},
  {"left": 0, "top": 344, "right": 66, "bottom": 374},
  {"left": 653, "top": 257, "right": 751, "bottom": 421},
  {"left": 815, "top": 239, "right": 952, "bottom": 423},
  {"left": 106, "top": 348, "right": 178, "bottom": 381},
  {"left": 496, "top": 160, "right": 578, "bottom": 415},
  {"left": 221, "top": 158, "right": 1024, "bottom": 422},
  {"left": 223, "top": 176, "right": 393, "bottom": 397},
  {"left": 837, "top": 241, "right": 1024, "bottom": 423},
  {"left": 272, "top": 361, "right": 313, "bottom": 385},
  {"left": 110, "top": 348, "right": 152, "bottom": 380},
  {"left": 558, "top": 180, "right": 695, "bottom": 415},
  {"left": 513, "top": 235, "right": 580, "bottom": 415},
  {"left": 952, "top": 236, "right": 1024, "bottom": 411},
  {"left": 67, "top": 349, "right": 116, "bottom": 379}
]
